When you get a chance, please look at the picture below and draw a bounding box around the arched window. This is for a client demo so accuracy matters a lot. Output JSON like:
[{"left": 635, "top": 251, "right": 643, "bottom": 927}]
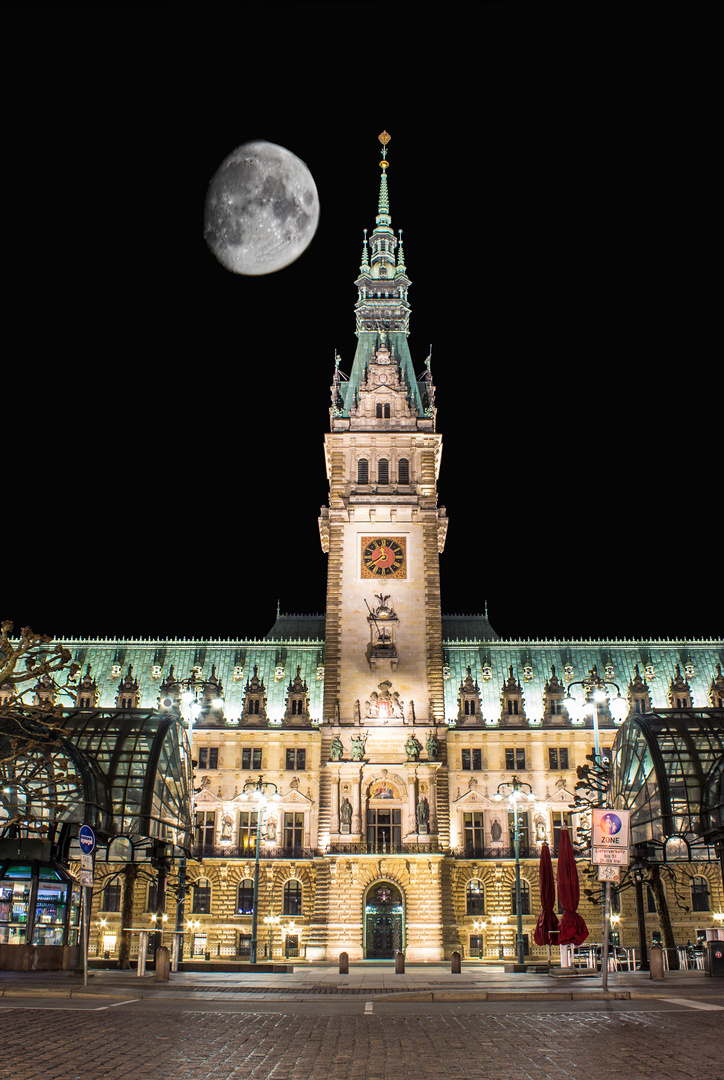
[
  {"left": 357, "top": 459, "right": 369, "bottom": 484},
  {"left": 193, "top": 877, "right": 212, "bottom": 915},
  {"left": 102, "top": 881, "right": 121, "bottom": 912},
  {"left": 398, "top": 458, "right": 409, "bottom": 484},
  {"left": 283, "top": 879, "right": 303, "bottom": 915},
  {"left": 237, "top": 879, "right": 254, "bottom": 915},
  {"left": 691, "top": 876, "right": 710, "bottom": 912},
  {"left": 511, "top": 879, "right": 531, "bottom": 916},
  {"left": 466, "top": 879, "right": 485, "bottom": 915},
  {"left": 378, "top": 459, "right": 389, "bottom": 485}
]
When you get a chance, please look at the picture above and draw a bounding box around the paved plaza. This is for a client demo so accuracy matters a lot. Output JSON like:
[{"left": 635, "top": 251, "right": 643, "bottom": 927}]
[{"left": 1, "top": 965, "right": 723, "bottom": 1080}]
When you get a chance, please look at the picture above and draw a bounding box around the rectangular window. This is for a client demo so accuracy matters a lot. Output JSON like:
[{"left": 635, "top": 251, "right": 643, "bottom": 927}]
[
  {"left": 238, "top": 811, "right": 258, "bottom": 854},
  {"left": 549, "top": 748, "right": 569, "bottom": 770},
  {"left": 241, "top": 748, "right": 262, "bottom": 771},
  {"left": 551, "top": 811, "right": 572, "bottom": 853},
  {"left": 284, "top": 812, "right": 304, "bottom": 849},
  {"left": 366, "top": 809, "right": 401, "bottom": 851},
  {"left": 506, "top": 748, "right": 526, "bottom": 770},
  {"left": 463, "top": 748, "right": 482, "bottom": 770},
  {"left": 197, "top": 747, "right": 218, "bottom": 770},
  {"left": 463, "top": 811, "right": 485, "bottom": 854},
  {"left": 285, "top": 749, "right": 306, "bottom": 770},
  {"left": 194, "top": 811, "right": 216, "bottom": 849},
  {"left": 508, "top": 810, "right": 529, "bottom": 855}
]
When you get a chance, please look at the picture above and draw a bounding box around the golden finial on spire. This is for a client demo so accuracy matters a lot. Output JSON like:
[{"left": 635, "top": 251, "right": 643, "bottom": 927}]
[{"left": 378, "top": 130, "right": 390, "bottom": 170}]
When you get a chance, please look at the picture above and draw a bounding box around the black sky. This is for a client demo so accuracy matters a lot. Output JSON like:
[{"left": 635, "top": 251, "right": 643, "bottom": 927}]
[{"left": 4, "top": 3, "right": 719, "bottom": 644}]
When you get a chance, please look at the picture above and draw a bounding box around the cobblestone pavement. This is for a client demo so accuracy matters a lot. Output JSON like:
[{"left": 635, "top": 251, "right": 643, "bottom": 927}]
[{"left": 0, "top": 1007, "right": 723, "bottom": 1080}]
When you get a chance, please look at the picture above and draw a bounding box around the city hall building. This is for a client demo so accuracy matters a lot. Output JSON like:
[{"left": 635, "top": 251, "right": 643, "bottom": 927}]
[{"left": 27, "top": 136, "right": 724, "bottom": 964}]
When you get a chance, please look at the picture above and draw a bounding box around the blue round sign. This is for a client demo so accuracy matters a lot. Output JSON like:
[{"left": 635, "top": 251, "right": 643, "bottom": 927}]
[{"left": 79, "top": 825, "right": 96, "bottom": 855}]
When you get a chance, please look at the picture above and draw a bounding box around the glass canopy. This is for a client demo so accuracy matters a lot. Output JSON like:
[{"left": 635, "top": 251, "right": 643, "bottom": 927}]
[
  {"left": 610, "top": 707, "right": 724, "bottom": 860},
  {"left": 0, "top": 707, "right": 193, "bottom": 858}
]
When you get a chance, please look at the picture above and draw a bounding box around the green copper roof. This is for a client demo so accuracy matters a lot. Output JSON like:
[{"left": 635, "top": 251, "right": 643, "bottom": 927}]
[{"left": 337, "top": 331, "right": 425, "bottom": 417}]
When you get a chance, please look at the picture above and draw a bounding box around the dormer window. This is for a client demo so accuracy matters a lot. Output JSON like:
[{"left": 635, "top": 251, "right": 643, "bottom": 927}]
[{"left": 375, "top": 403, "right": 390, "bottom": 419}]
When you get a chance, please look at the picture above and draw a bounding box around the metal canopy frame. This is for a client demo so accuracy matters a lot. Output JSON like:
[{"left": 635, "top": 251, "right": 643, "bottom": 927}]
[
  {"left": 0, "top": 707, "right": 193, "bottom": 858},
  {"left": 610, "top": 708, "right": 724, "bottom": 859}
]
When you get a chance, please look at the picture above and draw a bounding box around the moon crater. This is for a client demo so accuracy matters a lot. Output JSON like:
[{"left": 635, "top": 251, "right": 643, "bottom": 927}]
[{"left": 204, "top": 140, "right": 320, "bottom": 276}]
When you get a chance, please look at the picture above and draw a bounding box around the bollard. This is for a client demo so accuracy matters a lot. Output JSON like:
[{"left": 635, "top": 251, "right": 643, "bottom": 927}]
[
  {"left": 395, "top": 950, "right": 405, "bottom": 974},
  {"left": 155, "top": 945, "right": 171, "bottom": 982},
  {"left": 649, "top": 944, "right": 665, "bottom": 981},
  {"left": 339, "top": 951, "right": 349, "bottom": 974},
  {"left": 451, "top": 951, "right": 461, "bottom": 974}
]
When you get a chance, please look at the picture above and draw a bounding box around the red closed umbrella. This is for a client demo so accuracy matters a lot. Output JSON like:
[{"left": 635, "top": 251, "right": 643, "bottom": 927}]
[
  {"left": 556, "top": 828, "right": 589, "bottom": 946},
  {"left": 534, "top": 841, "right": 559, "bottom": 946}
]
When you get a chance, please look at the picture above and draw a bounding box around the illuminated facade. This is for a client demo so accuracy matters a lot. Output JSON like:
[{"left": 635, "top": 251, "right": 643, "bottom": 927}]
[{"left": 49, "top": 136, "right": 724, "bottom": 963}]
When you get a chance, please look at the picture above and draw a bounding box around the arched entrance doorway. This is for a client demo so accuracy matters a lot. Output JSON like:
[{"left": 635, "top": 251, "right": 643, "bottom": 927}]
[{"left": 364, "top": 881, "right": 404, "bottom": 959}]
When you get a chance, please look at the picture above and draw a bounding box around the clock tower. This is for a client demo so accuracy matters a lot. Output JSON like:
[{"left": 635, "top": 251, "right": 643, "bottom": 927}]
[
  {"left": 314, "top": 134, "right": 449, "bottom": 960},
  {"left": 319, "top": 132, "right": 447, "bottom": 731}
]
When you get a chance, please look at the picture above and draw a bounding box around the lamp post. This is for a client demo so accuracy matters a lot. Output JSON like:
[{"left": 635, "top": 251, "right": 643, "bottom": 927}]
[
  {"left": 564, "top": 669, "right": 628, "bottom": 990},
  {"left": 494, "top": 776, "right": 536, "bottom": 966},
  {"left": 240, "top": 774, "right": 280, "bottom": 964}
]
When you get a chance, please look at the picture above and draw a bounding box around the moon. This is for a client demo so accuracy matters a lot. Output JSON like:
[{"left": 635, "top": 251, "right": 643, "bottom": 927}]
[{"left": 204, "top": 140, "right": 320, "bottom": 276}]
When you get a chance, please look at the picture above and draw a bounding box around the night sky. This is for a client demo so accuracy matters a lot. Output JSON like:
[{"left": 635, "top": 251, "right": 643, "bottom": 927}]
[{"left": 4, "top": 3, "right": 719, "bottom": 644}]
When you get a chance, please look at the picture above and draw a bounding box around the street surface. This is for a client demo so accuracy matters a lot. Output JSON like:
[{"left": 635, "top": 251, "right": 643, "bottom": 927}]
[{"left": 0, "top": 999, "right": 723, "bottom": 1080}]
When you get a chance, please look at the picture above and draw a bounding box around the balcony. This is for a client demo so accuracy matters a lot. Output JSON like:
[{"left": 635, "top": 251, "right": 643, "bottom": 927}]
[
  {"left": 192, "top": 845, "right": 317, "bottom": 860},
  {"left": 327, "top": 841, "right": 441, "bottom": 855}
]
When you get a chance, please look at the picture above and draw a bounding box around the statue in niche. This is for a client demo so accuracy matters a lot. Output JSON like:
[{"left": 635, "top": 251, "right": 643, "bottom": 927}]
[
  {"left": 221, "top": 815, "right": 233, "bottom": 841},
  {"left": 416, "top": 796, "right": 430, "bottom": 833},
  {"left": 426, "top": 732, "right": 440, "bottom": 760},
  {"left": 339, "top": 797, "right": 353, "bottom": 832},
  {"left": 329, "top": 735, "right": 344, "bottom": 761},
  {"left": 265, "top": 817, "right": 277, "bottom": 843},
  {"left": 405, "top": 734, "right": 423, "bottom": 761},
  {"left": 490, "top": 816, "right": 503, "bottom": 843},
  {"left": 535, "top": 814, "right": 547, "bottom": 842},
  {"left": 350, "top": 732, "right": 368, "bottom": 761}
]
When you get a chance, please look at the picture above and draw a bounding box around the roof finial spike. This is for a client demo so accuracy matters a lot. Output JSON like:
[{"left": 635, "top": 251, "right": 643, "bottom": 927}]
[{"left": 377, "top": 131, "right": 390, "bottom": 220}]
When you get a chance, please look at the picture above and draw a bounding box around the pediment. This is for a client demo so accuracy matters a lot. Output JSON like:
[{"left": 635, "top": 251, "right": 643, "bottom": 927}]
[
  {"left": 195, "top": 787, "right": 222, "bottom": 805},
  {"left": 454, "top": 788, "right": 487, "bottom": 807}
]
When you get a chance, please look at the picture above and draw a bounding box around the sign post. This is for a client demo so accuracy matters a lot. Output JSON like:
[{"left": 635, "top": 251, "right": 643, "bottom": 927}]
[
  {"left": 79, "top": 826, "right": 96, "bottom": 988},
  {"left": 591, "top": 810, "right": 630, "bottom": 987}
]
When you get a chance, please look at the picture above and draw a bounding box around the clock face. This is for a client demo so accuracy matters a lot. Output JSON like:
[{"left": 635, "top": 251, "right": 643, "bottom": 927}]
[{"left": 361, "top": 536, "right": 406, "bottom": 578}]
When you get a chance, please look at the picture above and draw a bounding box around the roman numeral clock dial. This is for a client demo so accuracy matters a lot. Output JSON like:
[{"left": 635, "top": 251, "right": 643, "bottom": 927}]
[{"left": 361, "top": 537, "right": 406, "bottom": 578}]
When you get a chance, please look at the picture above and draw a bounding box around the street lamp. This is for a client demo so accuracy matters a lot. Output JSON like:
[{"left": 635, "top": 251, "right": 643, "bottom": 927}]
[
  {"left": 564, "top": 668, "right": 628, "bottom": 990},
  {"left": 240, "top": 774, "right": 281, "bottom": 964},
  {"left": 494, "top": 776, "right": 536, "bottom": 965}
]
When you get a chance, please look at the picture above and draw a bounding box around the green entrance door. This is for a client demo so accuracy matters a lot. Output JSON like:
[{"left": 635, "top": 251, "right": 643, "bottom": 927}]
[{"left": 364, "top": 882, "right": 404, "bottom": 959}]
